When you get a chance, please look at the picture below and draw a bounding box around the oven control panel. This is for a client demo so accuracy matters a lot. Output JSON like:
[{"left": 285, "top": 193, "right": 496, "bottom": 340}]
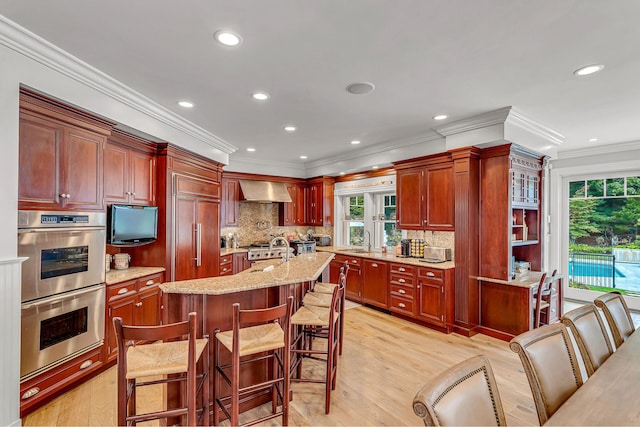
[{"left": 40, "top": 214, "right": 89, "bottom": 225}]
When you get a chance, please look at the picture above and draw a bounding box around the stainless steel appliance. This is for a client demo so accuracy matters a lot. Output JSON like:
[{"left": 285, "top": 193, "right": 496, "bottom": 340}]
[
  {"left": 18, "top": 210, "right": 106, "bottom": 380},
  {"left": 243, "top": 241, "right": 294, "bottom": 261},
  {"left": 422, "top": 246, "right": 452, "bottom": 263},
  {"left": 312, "top": 234, "right": 332, "bottom": 246},
  {"left": 290, "top": 240, "right": 316, "bottom": 255}
]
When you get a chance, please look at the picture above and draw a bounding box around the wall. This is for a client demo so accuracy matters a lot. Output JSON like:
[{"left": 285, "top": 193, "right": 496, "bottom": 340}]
[{"left": 221, "top": 202, "right": 333, "bottom": 246}]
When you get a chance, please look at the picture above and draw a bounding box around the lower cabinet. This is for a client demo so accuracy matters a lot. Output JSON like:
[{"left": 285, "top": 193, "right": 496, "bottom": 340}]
[
  {"left": 389, "top": 263, "right": 416, "bottom": 316},
  {"left": 416, "top": 267, "right": 455, "bottom": 331},
  {"left": 362, "top": 259, "right": 389, "bottom": 309},
  {"left": 332, "top": 255, "right": 363, "bottom": 302},
  {"left": 219, "top": 254, "right": 233, "bottom": 276},
  {"left": 233, "top": 252, "right": 250, "bottom": 274},
  {"left": 106, "top": 272, "right": 164, "bottom": 362}
]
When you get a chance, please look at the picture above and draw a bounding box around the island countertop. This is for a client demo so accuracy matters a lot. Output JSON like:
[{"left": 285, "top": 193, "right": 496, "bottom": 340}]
[{"left": 160, "top": 251, "right": 334, "bottom": 295}]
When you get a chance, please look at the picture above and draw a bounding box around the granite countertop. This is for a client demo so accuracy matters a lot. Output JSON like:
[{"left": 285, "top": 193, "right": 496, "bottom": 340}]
[
  {"left": 220, "top": 248, "right": 249, "bottom": 256},
  {"left": 316, "top": 246, "right": 455, "bottom": 269},
  {"left": 160, "top": 251, "right": 334, "bottom": 295},
  {"left": 106, "top": 266, "right": 166, "bottom": 285},
  {"left": 477, "top": 271, "right": 548, "bottom": 289}
]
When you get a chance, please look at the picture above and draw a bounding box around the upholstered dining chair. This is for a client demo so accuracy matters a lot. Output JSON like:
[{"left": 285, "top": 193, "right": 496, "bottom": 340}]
[
  {"left": 412, "top": 355, "right": 506, "bottom": 426},
  {"left": 594, "top": 291, "right": 635, "bottom": 348},
  {"left": 561, "top": 304, "right": 614, "bottom": 376},
  {"left": 509, "top": 323, "right": 583, "bottom": 425}
]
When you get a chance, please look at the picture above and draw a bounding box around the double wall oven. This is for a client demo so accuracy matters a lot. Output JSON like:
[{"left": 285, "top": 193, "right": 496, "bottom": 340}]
[{"left": 18, "top": 211, "right": 106, "bottom": 381}]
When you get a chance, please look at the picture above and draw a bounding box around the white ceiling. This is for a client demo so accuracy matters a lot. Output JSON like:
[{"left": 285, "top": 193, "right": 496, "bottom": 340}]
[{"left": 3, "top": 0, "right": 640, "bottom": 174}]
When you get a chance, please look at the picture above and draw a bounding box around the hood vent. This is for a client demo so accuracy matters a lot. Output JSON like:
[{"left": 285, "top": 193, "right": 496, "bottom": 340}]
[{"left": 238, "top": 180, "right": 292, "bottom": 203}]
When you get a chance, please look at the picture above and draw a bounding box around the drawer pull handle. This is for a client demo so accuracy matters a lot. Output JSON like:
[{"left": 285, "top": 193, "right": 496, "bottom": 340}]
[
  {"left": 399, "top": 267, "right": 406, "bottom": 272},
  {"left": 117, "top": 288, "right": 129, "bottom": 295},
  {"left": 80, "top": 360, "right": 93, "bottom": 370},
  {"left": 398, "top": 289, "right": 406, "bottom": 294},
  {"left": 398, "top": 302, "right": 406, "bottom": 308},
  {"left": 146, "top": 280, "right": 155, "bottom": 285},
  {"left": 426, "top": 272, "right": 435, "bottom": 277},
  {"left": 398, "top": 278, "right": 406, "bottom": 283},
  {"left": 351, "top": 260, "right": 357, "bottom": 264},
  {"left": 22, "top": 387, "right": 40, "bottom": 400},
  {"left": 135, "top": 302, "right": 143, "bottom": 307},
  {"left": 372, "top": 263, "right": 378, "bottom": 268}
]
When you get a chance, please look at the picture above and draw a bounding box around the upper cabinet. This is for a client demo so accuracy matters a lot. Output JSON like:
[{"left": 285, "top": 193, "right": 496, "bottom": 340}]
[
  {"left": 221, "top": 177, "right": 241, "bottom": 227},
  {"left": 306, "top": 177, "right": 334, "bottom": 226},
  {"left": 393, "top": 153, "right": 454, "bottom": 231},
  {"left": 18, "top": 89, "right": 113, "bottom": 211},
  {"left": 479, "top": 144, "right": 546, "bottom": 280},
  {"left": 104, "top": 130, "right": 156, "bottom": 206},
  {"left": 279, "top": 181, "right": 306, "bottom": 226}
]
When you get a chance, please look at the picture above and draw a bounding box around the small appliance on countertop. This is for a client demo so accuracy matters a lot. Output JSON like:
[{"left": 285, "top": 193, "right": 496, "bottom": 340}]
[
  {"left": 421, "top": 246, "right": 452, "bottom": 263},
  {"left": 312, "top": 234, "right": 332, "bottom": 246}
]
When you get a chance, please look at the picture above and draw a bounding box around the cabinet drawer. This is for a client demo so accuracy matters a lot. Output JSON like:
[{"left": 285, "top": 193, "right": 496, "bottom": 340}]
[
  {"left": 219, "top": 264, "right": 233, "bottom": 276},
  {"left": 390, "top": 283, "right": 414, "bottom": 299},
  {"left": 220, "top": 254, "right": 233, "bottom": 265},
  {"left": 390, "top": 295, "right": 415, "bottom": 316},
  {"left": 390, "top": 263, "right": 415, "bottom": 275},
  {"left": 107, "top": 279, "right": 137, "bottom": 300},
  {"left": 390, "top": 273, "right": 414, "bottom": 286},
  {"left": 344, "top": 257, "right": 361, "bottom": 267},
  {"left": 418, "top": 267, "right": 444, "bottom": 281},
  {"left": 137, "top": 273, "right": 163, "bottom": 291}
]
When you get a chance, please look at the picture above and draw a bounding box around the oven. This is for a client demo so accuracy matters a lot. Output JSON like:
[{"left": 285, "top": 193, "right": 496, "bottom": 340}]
[{"left": 18, "top": 210, "right": 106, "bottom": 380}]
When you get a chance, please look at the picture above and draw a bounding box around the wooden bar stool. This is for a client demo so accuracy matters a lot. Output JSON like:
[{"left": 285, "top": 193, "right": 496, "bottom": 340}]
[
  {"left": 290, "top": 281, "right": 344, "bottom": 413},
  {"left": 309, "top": 262, "right": 348, "bottom": 354},
  {"left": 213, "top": 297, "right": 293, "bottom": 426},
  {"left": 113, "top": 312, "right": 210, "bottom": 426}
]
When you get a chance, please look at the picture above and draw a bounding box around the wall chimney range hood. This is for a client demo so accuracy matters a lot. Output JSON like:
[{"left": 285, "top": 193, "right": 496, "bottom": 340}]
[{"left": 238, "top": 180, "right": 292, "bottom": 203}]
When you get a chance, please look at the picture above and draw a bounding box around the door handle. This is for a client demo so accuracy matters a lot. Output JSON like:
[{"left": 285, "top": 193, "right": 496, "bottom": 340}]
[{"left": 195, "top": 223, "right": 202, "bottom": 267}]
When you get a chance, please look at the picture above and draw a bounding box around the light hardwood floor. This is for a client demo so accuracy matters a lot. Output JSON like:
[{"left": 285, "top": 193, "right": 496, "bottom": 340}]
[{"left": 24, "top": 306, "right": 540, "bottom": 426}]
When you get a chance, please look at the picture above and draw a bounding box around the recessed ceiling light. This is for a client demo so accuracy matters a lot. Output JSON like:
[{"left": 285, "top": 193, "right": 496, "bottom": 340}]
[
  {"left": 214, "top": 31, "right": 242, "bottom": 46},
  {"left": 339, "top": 172, "right": 346, "bottom": 175},
  {"left": 252, "top": 92, "right": 269, "bottom": 101},
  {"left": 246, "top": 147, "right": 256, "bottom": 152},
  {"left": 300, "top": 155, "right": 308, "bottom": 160},
  {"left": 350, "top": 140, "right": 361, "bottom": 145},
  {"left": 574, "top": 64, "right": 604, "bottom": 76},
  {"left": 346, "top": 82, "right": 375, "bottom": 95},
  {"left": 178, "top": 101, "right": 194, "bottom": 108},
  {"left": 284, "top": 126, "right": 296, "bottom": 132},
  {"left": 372, "top": 165, "right": 379, "bottom": 169},
  {"left": 589, "top": 138, "right": 599, "bottom": 142},
  {"left": 433, "top": 114, "right": 448, "bottom": 121}
]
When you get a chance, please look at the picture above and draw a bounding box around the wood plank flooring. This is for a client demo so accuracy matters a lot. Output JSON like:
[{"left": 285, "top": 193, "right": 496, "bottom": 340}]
[{"left": 24, "top": 306, "right": 540, "bottom": 426}]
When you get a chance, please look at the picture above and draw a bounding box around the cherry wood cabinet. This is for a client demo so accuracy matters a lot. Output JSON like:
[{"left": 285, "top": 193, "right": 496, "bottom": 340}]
[
  {"left": 279, "top": 182, "right": 306, "bottom": 226},
  {"left": 389, "top": 263, "right": 416, "bottom": 317},
  {"left": 232, "top": 252, "right": 250, "bottom": 273},
  {"left": 221, "top": 177, "right": 240, "bottom": 227},
  {"left": 219, "top": 254, "right": 233, "bottom": 276},
  {"left": 306, "top": 177, "right": 334, "bottom": 226},
  {"left": 416, "top": 267, "right": 454, "bottom": 332},
  {"left": 332, "top": 254, "right": 363, "bottom": 301},
  {"left": 362, "top": 258, "right": 389, "bottom": 309},
  {"left": 104, "top": 131, "right": 156, "bottom": 206},
  {"left": 393, "top": 153, "right": 454, "bottom": 231},
  {"left": 105, "top": 272, "right": 164, "bottom": 362}
]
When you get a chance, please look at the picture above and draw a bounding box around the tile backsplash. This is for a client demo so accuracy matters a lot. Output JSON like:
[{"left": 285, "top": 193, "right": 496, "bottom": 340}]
[
  {"left": 405, "top": 230, "right": 455, "bottom": 261},
  {"left": 221, "top": 201, "right": 333, "bottom": 246}
]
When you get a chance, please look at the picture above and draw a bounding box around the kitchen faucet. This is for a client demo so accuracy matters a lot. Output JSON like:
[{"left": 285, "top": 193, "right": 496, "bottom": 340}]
[
  {"left": 364, "top": 230, "right": 372, "bottom": 252},
  {"left": 269, "top": 236, "right": 291, "bottom": 261}
]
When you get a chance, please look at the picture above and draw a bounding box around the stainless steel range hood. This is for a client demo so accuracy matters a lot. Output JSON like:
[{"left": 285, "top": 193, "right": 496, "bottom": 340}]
[{"left": 238, "top": 180, "right": 292, "bottom": 203}]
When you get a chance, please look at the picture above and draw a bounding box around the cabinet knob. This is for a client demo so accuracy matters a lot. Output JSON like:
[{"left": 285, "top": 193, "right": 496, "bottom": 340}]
[
  {"left": 79, "top": 360, "right": 93, "bottom": 370},
  {"left": 398, "top": 302, "right": 406, "bottom": 308},
  {"left": 146, "top": 280, "right": 155, "bottom": 285},
  {"left": 398, "top": 289, "right": 406, "bottom": 294},
  {"left": 132, "top": 192, "right": 136, "bottom": 196},
  {"left": 398, "top": 267, "right": 406, "bottom": 272},
  {"left": 22, "top": 387, "right": 40, "bottom": 400},
  {"left": 398, "top": 278, "right": 406, "bottom": 283},
  {"left": 351, "top": 260, "right": 357, "bottom": 264},
  {"left": 135, "top": 302, "right": 142, "bottom": 307},
  {"left": 371, "top": 263, "right": 378, "bottom": 268}
]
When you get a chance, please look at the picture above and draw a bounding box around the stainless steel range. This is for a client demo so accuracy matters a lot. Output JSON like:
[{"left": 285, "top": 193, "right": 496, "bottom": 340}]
[{"left": 244, "top": 242, "right": 294, "bottom": 261}]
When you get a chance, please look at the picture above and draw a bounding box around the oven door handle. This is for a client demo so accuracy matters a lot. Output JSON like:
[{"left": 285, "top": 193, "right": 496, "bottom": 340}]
[
  {"left": 18, "top": 226, "right": 106, "bottom": 234},
  {"left": 195, "top": 223, "right": 202, "bottom": 267},
  {"left": 21, "top": 284, "right": 104, "bottom": 309}
]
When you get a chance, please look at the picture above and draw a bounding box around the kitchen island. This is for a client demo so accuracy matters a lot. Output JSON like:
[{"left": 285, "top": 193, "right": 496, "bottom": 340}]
[{"left": 160, "top": 251, "right": 334, "bottom": 421}]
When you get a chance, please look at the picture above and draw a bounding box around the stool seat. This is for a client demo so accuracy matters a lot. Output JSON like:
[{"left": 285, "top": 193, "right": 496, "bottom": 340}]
[
  {"left": 126, "top": 338, "right": 209, "bottom": 379},
  {"left": 216, "top": 323, "right": 284, "bottom": 357},
  {"left": 303, "top": 291, "right": 332, "bottom": 308},
  {"left": 292, "top": 305, "right": 338, "bottom": 327},
  {"left": 313, "top": 282, "right": 338, "bottom": 294}
]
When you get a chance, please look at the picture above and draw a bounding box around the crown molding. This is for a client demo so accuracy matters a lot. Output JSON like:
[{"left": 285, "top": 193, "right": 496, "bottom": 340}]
[
  {"left": 508, "top": 108, "right": 564, "bottom": 146},
  {"left": 226, "top": 154, "right": 306, "bottom": 177},
  {"left": 556, "top": 139, "right": 640, "bottom": 160},
  {"left": 0, "top": 16, "right": 237, "bottom": 155}
]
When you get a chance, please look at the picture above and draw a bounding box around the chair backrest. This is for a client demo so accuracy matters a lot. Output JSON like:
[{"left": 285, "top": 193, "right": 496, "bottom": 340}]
[
  {"left": 232, "top": 296, "right": 293, "bottom": 353},
  {"left": 593, "top": 291, "right": 635, "bottom": 348},
  {"left": 113, "top": 312, "right": 199, "bottom": 375},
  {"left": 509, "top": 323, "right": 583, "bottom": 425},
  {"left": 533, "top": 273, "right": 548, "bottom": 328},
  {"left": 412, "top": 355, "right": 506, "bottom": 426},
  {"left": 561, "top": 304, "right": 614, "bottom": 376}
]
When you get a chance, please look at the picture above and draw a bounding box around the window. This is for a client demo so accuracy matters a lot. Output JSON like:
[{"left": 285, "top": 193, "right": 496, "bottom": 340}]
[
  {"left": 345, "top": 195, "right": 365, "bottom": 246},
  {"left": 379, "top": 194, "right": 401, "bottom": 249},
  {"left": 338, "top": 192, "right": 401, "bottom": 250}
]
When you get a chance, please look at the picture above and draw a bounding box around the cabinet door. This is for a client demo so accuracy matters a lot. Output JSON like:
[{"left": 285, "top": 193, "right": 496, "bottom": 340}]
[
  {"left": 294, "top": 183, "right": 307, "bottom": 225},
  {"left": 18, "top": 113, "right": 63, "bottom": 209},
  {"left": 61, "top": 126, "right": 104, "bottom": 210},
  {"left": 396, "top": 168, "right": 424, "bottom": 229},
  {"left": 233, "top": 252, "right": 249, "bottom": 274},
  {"left": 196, "top": 198, "right": 220, "bottom": 278},
  {"left": 362, "top": 259, "right": 389, "bottom": 309},
  {"left": 136, "top": 286, "right": 161, "bottom": 326},
  {"left": 174, "top": 196, "right": 197, "bottom": 281},
  {"left": 417, "top": 279, "right": 445, "bottom": 326},
  {"left": 279, "top": 183, "right": 296, "bottom": 226},
  {"left": 425, "top": 164, "right": 454, "bottom": 231},
  {"left": 104, "top": 141, "right": 129, "bottom": 204},
  {"left": 106, "top": 297, "right": 136, "bottom": 361},
  {"left": 130, "top": 150, "right": 155, "bottom": 205},
  {"left": 345, "top": 264, "right": 362, "bottom": 302},
  {"left": 221, "top": 178, "right": 240, "bottom": 226}
]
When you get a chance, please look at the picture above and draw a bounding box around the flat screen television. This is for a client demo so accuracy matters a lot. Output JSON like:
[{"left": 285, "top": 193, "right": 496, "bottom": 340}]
[{"left": 107, "top": 204, "right": 158, "bottom": 246}]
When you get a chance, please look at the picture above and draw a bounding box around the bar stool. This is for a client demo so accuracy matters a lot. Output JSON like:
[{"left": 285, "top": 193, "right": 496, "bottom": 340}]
[
  {"left": 290, "top": 280, "right": 344, "bottom": 413},
  {"left": 112, "top": 312, "right": 209, "bottom": 426},
  {"left": 309, "top": 262, "right": 349, "bottom": 354},
  {"left": 213, "top": 297, "right": 293, "bottom": 426}
]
